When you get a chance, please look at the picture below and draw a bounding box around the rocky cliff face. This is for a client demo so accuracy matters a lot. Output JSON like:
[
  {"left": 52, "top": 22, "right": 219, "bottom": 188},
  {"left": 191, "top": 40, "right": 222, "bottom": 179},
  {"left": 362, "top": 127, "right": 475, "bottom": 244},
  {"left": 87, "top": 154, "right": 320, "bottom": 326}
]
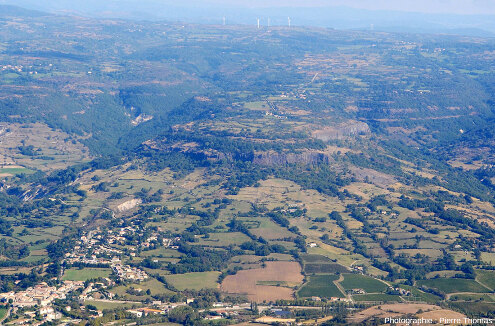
[{"left": 312, "top": 121, "right": 371, "bottom": 141}]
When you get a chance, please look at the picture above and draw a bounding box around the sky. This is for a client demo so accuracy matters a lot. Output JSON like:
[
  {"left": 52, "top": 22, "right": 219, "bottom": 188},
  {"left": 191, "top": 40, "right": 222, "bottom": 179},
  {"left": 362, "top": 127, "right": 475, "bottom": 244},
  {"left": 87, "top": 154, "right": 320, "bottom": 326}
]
[{"left": 202, "top": 0, "right": 495, "bottom": 15}]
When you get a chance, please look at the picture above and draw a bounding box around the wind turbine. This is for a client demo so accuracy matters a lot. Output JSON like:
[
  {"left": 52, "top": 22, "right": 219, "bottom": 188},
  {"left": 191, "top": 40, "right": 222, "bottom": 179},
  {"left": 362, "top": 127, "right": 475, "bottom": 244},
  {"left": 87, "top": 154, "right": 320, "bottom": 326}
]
[
  {"left": 288, "top": 17, "right": 291, "bottom": 28},
  {"left": 257, "top": 18, "right": 260, "bottom": 29}
]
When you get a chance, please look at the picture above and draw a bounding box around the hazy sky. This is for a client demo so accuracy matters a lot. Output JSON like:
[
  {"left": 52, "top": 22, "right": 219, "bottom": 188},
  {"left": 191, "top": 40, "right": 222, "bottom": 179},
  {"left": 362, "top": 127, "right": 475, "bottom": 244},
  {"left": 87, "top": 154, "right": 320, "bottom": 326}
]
[{"left": 204, "top": 0, "right": 495, "bottom": 15}]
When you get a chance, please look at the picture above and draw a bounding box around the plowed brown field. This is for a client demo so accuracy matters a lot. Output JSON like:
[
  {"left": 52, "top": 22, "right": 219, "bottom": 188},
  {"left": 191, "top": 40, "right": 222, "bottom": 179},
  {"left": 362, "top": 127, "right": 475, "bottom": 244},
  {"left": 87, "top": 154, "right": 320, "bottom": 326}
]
[{"left": 221, "top": 261, "right": 303, "bottom": 302}]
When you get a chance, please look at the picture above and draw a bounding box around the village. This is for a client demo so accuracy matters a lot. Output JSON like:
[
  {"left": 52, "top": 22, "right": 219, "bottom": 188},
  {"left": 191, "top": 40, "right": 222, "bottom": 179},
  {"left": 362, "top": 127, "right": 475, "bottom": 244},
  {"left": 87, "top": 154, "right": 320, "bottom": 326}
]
[
  {"left": 0, "top": 225, "right": 347, "bottom": 325},
  {"left": 0, "top": 222, "right": 337, "bottom": 325},
  {"left": 0, "top": 225, "right": 188, "bottom": 324}
]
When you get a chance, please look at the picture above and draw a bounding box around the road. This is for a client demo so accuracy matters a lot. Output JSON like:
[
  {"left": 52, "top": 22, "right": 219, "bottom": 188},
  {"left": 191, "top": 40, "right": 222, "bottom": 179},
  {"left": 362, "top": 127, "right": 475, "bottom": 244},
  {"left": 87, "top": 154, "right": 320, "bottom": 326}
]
[{"left": 334, "top": 273, "right": 353, "bottom": 303}]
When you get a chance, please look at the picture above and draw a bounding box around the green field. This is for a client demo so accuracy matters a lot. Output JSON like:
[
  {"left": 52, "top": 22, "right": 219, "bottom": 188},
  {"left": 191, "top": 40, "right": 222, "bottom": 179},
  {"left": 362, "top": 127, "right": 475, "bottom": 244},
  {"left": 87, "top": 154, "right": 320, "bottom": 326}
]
[
  {"left": 257, "top": 281, "right": 291, "bottom": 287},
  {"left": 0, "top": 308, "right": 7, "bottom": 320},
  {"left": 247, "top": 218, "right": 295, "bottom": 240},
  {"left": 198, "top": 232, "right": 252, "bottom": 247},
  {"left": 0, "top": 167, "right": 33, "bottom": 175},
  {"left": 353, "top": 294, "right": 402, "bottom": 302},
  {"left": 397, "top": 284, "right": 442, "bottom": 303},
  {"left": 450, "top": 293, "right": 495, "bottom": 301},
  {"left": 84, "top": 300, "right": 143, "bottom": 311},
  {"left": 110, "top": 278, "right": 174, "bottom": 300},
  {"left": 166, "top": 271, "right": 220, "bottom": 290},
  {"left": 450, "top": 302, "right": 495, "bottom": 315},
  {"left": 304, "top": 263, "right": 349, "bottom": 274},
  {"left": 340, "top": 274, "right": 388, "bottom": 293},
  {"left": 62, "top": 268, "right": 112, "bottom": 281},
  {"left": 297, "top": 275, "right": 344, "bottom": 298},
  {"left": 21, "top": 254, "right": 47, "bottom": 263},
  {"left": 301, "top": 254, "right": 334, "bottom": 263},
  {"left": 417, "top": 278, "right": 491, "bottom": 294},
  {"left": 476, "top": 270, "right": 495, "bottom": 290},
  {"left": 244, "top": 101, "right": 267, "bottom": 110},
  {"left": 140, "top": 248, "right": 183, "bottom": 258}
]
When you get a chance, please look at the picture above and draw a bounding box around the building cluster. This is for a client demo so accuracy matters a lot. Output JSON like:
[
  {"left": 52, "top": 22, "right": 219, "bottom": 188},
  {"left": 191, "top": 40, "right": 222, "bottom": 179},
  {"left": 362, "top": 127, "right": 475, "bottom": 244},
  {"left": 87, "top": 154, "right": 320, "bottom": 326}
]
[
  {"left": 72, "top": 226, "right": 180, "bottom": 254},
  {"left": 1, "top": 65, "right": 24, "bottom": 72},
  {"left": 0, "top": 281, "right": 83, "bottom": 323},
  {"left": 310, "top": 296, "right": 351, "bottom": 303},
  {"left": 349, "top": 288, "right": 366, "bottom": 295},
  {"left": 0, "top": 281, "right": 84, "bottom": 308},
  {"left": 351, "top": 265, "right": 365, "bottom": 273},
  {"left": 62, "top": 227, "right": 171, "bottom": 282},
  {"left": 0, "top": 222, "right": 185, "bottom": 323},
  {"left": 127, "top": 308, "right": 160, "bottom": 318},
  {"left": 162, "top": 237, "right": 180, "bottom": 249},
  {"left": 2, "top": 63, "right": 53, "bottom": 74},
  {"left": 265, "top": 111, "right": 288, "bottom": 120},
  {"left": 0, "top": 280, "right": 110, "bottom": 324},
  {"left": 79, "top": 281, "right": 113, "bottom": 301},
  {"left": 20, "top": 306, "right": 62, "bottom": 323},
  {"left": 387, "top": 287, "right": 411, "bottom": 296},
  {"left": 112, "top": 264, "right": 148, "bottom": 281}
]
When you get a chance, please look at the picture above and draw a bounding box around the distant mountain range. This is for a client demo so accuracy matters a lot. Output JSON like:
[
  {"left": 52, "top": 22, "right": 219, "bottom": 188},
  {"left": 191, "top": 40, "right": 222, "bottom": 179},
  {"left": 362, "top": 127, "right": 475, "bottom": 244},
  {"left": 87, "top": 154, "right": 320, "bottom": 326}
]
[
  {"left": 0, "top": 4, "right": 48, "bottom": 17},
  {"left": 0, "top": 1, "right": 494, "bottom": 37}
]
